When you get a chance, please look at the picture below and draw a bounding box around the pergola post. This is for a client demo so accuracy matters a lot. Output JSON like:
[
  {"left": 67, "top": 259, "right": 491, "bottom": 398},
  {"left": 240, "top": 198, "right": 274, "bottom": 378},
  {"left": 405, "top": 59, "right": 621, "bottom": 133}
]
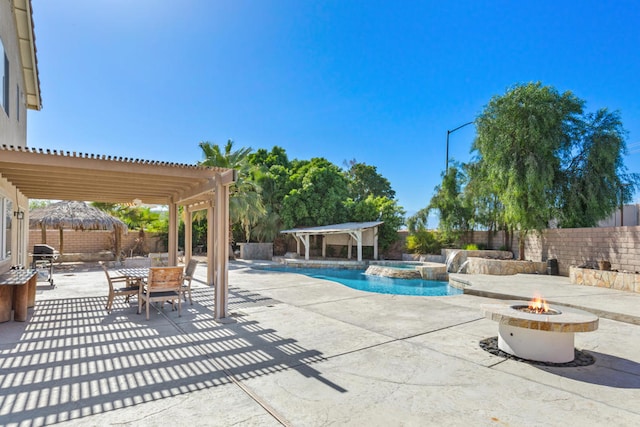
[
  {"left": 168, "top": 201, "right": 178, "bottom": 266},
  {"left": 207, "top": 201, "right": 215, "bottom": 287},
  {"left": 183, "top": 207, "right": 193, "bottom": 264},
  {"left": 213, "top": 174, "right": 231, "bottom": 321}
]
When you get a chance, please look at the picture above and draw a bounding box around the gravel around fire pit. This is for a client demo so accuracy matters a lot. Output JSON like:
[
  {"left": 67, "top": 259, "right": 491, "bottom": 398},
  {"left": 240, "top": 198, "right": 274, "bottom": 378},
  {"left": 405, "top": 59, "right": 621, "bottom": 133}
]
[{"left": 479, "top": 337, "right": 596, "bottom": 367}]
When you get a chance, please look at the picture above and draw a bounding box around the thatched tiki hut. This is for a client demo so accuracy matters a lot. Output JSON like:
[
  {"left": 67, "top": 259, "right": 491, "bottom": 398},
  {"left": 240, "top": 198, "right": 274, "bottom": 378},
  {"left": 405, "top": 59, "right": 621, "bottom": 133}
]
[{"left": 29, "top": 201, "right": 128, "bottom": 256}]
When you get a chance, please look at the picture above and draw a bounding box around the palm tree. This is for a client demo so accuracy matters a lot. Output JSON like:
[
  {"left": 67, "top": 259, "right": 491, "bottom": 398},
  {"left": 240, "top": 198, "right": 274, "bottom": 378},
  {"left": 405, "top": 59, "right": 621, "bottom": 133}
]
[{"left": 198, "top": 140, "right": 266, "bottom": 242}]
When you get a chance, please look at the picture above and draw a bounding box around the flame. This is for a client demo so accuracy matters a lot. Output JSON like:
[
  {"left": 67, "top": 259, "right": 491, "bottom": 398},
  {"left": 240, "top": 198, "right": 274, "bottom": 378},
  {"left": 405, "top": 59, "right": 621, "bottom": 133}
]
[{"left": 528, "top": 295, "right": 549, "bottom": 313}]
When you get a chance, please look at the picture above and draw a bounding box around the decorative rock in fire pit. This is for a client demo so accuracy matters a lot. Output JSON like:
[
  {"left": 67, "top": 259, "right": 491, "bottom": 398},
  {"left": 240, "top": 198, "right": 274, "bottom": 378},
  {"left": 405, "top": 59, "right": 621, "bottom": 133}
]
[{"left": 482, "top": 297, "right": 598, "bottom": 363}]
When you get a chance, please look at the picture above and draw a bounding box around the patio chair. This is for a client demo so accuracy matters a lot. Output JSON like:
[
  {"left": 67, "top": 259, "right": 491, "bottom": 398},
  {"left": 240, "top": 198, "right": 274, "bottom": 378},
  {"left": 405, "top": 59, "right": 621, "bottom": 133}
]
[
  {"left": 101, "top": 262, "right": 139, "bottom": 312},
  {"left": 139, "top": 266, "right": 184, "bottom": 320},
  {"left": 180, "top": 259, "right": 198, "bottom": 305}
]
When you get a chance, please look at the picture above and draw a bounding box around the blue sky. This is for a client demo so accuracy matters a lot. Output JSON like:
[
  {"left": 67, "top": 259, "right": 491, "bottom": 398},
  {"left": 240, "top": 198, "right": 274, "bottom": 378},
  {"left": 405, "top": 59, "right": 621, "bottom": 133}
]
[{"left": 27, "top": 0, "right": 640, "bottom": 219}]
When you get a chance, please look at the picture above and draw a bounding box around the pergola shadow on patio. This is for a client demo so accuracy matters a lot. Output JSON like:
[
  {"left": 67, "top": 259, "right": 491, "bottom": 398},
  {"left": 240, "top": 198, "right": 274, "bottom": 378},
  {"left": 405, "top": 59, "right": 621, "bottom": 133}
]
[{"left": 0, "top": 277, "right": 342, "bottom": 426}]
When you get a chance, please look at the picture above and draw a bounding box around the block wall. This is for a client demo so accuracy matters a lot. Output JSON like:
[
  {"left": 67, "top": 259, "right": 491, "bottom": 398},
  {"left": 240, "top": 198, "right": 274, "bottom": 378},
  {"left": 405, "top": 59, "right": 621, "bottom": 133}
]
[
  {"left": 28, "top": 230, "right": 166, "bottom": 255},
  {"left": 468, "top": 226, "right": 640, "bottom": 276}
]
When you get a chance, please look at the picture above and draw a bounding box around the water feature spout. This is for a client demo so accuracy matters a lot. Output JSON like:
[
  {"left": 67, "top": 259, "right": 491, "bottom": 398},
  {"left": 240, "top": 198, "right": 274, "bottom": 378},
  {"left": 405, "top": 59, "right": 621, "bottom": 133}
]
[
  {"left": 457, "top": 260, "right": 469, "bottom": 274},
  {"left": 445, "top": 250, "right": 459, "bottom": 273}
]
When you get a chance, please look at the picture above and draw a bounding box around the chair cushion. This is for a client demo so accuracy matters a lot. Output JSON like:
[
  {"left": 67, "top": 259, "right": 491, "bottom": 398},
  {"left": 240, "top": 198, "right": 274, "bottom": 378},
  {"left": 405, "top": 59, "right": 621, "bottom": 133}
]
[
  {"left": 117, "top": 286, "right": 140, "bottom": 292},
  {"left": 144, "top": 290, "right": 179, "bottom": 299}
]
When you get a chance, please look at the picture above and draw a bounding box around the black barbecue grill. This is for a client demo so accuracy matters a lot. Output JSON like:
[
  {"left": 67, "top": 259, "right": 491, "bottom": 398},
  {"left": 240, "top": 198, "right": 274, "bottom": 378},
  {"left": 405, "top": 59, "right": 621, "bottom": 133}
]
[{"left": 32, "top": 244, "right": 59, "bottom": 286}]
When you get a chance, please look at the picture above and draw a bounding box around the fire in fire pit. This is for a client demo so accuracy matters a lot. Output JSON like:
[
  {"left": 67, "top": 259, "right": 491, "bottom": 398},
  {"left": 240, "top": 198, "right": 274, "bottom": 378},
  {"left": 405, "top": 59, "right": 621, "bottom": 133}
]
[{"left": 512, "top": 295, "right": 561, "bottom": 315}]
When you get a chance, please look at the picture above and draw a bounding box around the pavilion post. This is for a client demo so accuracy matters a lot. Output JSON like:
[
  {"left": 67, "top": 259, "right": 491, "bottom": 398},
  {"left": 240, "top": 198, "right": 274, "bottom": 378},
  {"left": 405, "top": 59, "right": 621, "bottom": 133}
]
[{"left": 374, "top": 226, "right": 379, "bottom": 260}]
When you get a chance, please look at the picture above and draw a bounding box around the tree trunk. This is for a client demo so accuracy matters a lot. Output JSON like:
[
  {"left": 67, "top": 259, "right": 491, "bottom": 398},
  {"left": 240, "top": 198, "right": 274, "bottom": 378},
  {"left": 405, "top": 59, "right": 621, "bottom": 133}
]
[{"left": 518, "top": 230, "right": 526, "bottom": 261}]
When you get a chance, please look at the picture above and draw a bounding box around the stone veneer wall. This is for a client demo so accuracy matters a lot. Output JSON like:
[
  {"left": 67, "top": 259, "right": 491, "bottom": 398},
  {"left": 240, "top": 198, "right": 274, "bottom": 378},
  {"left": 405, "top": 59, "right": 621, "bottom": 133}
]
[
  {"left": 465, "top": 258, "right": 547, "bottom": 275},
  {"left": 467, "top": 226, "right": 640, "bottom": 277},
  {"left": 570, "top": 266, "right": 640, "bottom": 294}
]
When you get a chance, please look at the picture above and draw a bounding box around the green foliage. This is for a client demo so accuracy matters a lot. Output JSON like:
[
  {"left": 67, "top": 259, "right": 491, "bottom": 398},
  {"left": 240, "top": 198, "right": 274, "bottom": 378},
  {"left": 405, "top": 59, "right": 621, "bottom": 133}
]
[
  {"left": 344, "top": 195, "right": 405, "bottom": 251},
  {"left": 468, "top": 81, "right": 638, "bottom": 258},
  {"left": 281, "top": 158, "right": 349, "bottom": 228},
  {"left": 29, "top": 200, "right": 50, "bottom": 210},
  {"left": 428, "top": 165, "right": 473, "bottom": 241},
  {"left": 557, "top": 108, "right": 638, "bottom": 227},
  {"left": 406, "top": 207, "right": 430, "bottom": 233},
  {"left": 91, "top": 202, "right": 167, "bottom": 232},
  {"left": 248, "top": 146, "right": 291, "bottom": 170},
  {"left": 198, "top": 139, "right": 266, "bottom": 242},
  {"left": 473, "top": 82, "right": 584, "bottom": 235},
  {"left": 194, "top": 143, "right": 406, "bottom": 251},
  {"left": 344, "top": 160, "right": 395, "bottom": 201},
  {"left": 463, "top": 243, "right": 479, "bottom": 250},
  {"left": 406, "top": 230, "right": 442, "bottom": 255}
]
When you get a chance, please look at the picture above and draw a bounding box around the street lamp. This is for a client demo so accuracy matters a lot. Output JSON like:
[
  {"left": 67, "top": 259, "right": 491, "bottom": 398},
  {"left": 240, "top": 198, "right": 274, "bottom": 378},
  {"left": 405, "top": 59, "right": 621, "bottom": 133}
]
[{"left": 446, "top": 121, "right": 474, "bottom": 172}]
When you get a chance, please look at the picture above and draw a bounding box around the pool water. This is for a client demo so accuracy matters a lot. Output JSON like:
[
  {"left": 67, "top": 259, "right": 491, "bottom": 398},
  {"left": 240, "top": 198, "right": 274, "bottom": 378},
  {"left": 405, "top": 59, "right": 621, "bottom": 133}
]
[{"left": 258, "top": 266, "right": 462, "bottom": 297}]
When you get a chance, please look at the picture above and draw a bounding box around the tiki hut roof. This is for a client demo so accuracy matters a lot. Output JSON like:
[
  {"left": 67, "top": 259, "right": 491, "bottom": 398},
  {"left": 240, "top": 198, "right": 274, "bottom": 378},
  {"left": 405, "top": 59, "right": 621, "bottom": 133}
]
[{"left": 29, "top": 201, "right": 127, "bottom": 232}]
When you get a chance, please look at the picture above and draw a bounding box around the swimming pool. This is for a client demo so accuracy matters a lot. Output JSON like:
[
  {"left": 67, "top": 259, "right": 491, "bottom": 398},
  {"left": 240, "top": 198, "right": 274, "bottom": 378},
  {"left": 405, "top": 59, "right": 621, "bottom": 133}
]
[{"left": 257, "top": 266, "right": 462, "bottom": 297}]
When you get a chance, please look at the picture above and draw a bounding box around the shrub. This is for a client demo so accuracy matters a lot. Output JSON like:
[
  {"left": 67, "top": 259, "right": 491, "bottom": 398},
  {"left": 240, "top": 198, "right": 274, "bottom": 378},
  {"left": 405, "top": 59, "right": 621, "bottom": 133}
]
[
  {"left": 406, "top": 230, "right": 442, "bottom": 254},
  {"left": 463, "top": 243, "right": 479, "bottom": 250}
]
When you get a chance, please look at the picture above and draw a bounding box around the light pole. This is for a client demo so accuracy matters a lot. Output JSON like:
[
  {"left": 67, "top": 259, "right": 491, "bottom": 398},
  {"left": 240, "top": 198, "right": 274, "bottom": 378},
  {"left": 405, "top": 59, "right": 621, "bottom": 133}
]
[{"left": 446, "top": 121, "right": 474, "bottom": 173}]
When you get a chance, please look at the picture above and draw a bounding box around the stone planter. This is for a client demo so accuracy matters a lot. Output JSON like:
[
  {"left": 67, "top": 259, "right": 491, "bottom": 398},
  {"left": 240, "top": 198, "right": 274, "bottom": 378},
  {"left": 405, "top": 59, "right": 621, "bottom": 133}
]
[
  {"left": 464, "top": 258, "right": 547, "bottom": 275},
  {"left": 570, "top": 266, "right": 640, "bottom": 293}
]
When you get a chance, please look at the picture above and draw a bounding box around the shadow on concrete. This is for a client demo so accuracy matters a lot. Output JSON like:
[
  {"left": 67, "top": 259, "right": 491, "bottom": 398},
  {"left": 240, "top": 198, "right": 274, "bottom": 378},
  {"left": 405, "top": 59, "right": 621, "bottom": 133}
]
[
  {"left": 541, "top": 351, "right": 640, "bottom": 389},
  {"left": 0, "top": 286, "right": 345, "bottom": 426}
]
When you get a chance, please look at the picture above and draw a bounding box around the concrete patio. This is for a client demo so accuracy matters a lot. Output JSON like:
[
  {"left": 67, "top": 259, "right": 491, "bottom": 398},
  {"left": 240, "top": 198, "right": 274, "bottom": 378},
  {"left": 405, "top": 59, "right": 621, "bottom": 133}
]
[{"left": 1, "top": 261, "right": 640, "bottom": 426}]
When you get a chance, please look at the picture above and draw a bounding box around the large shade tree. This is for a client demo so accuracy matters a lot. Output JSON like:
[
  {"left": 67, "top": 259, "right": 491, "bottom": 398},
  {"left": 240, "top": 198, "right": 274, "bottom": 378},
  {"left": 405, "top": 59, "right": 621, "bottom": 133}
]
[
  {"left": 557, "top": 108, "right": 636, "bottom": 227},
  {"left": 471, "top": 82, "right": 637, "bottom": 258},
  {"left": 281, "top": 158, "right": 349, "bottom": 228},
  {"left": 344, "top": 160, "right": 395, "bottom": 201}
]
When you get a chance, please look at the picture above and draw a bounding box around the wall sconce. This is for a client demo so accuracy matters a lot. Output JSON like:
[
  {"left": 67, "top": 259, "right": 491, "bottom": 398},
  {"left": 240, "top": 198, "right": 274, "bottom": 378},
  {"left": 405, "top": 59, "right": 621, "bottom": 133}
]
[{"left": 14, "top": 210, "right": 24, "bottom": 220}]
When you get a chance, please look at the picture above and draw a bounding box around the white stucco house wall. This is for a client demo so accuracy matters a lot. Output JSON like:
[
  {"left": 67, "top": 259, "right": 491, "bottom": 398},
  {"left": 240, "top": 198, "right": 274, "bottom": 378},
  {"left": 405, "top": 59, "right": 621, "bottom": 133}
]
[{"left": 0, "top": 0, "right": 41, "bottom": 271}]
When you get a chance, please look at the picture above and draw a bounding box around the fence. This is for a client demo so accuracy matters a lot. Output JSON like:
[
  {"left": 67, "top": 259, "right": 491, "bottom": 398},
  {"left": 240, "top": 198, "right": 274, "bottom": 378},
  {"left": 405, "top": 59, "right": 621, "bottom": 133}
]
[
  {"left": 28, "top": 229, "right": 166, "bottom": 259},
  {"left": 466, "top": 226, "right": 640, "bottom": 276}
]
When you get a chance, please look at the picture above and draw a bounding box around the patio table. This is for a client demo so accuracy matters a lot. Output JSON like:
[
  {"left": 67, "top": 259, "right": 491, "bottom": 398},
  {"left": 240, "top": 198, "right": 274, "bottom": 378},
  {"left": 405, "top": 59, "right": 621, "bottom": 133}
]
[
  {"left": 118, "top": 267, "right": 150, "bottom": 283},
  {"left": 118, "top": 268, "right": 150, "bottom": 314},
  {"left": 0, "top": 269, "right": 38, "bottom": 322}
]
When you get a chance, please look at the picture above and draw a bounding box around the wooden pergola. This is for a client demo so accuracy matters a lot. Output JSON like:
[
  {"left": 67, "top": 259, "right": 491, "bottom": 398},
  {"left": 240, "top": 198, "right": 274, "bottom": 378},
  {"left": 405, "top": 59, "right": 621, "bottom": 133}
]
[{"left": 0, "top": 144, "right": 236, "bottom": 320}]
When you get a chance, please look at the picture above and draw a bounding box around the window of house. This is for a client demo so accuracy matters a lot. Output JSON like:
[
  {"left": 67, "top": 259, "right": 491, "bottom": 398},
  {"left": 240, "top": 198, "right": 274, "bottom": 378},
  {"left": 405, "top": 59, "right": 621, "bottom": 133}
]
[
  {"left": 0, "top": 197, "right": 12, "bottom": 260},
  {"left": 1, "top": 37, "right": 8, "bottom": 116}
]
